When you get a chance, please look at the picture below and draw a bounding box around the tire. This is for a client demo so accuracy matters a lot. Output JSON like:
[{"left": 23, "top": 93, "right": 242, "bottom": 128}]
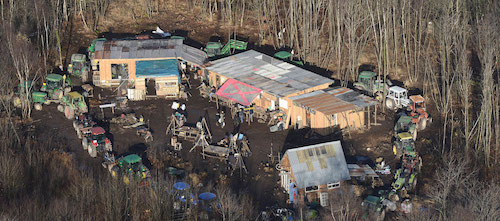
[
  {"left": 13, "top": 96, "right": 21, "bottom": 108},
  {"left": 417, "top": 118, "right": 427, "bottom": 131},
  {"left": 386, "top": 98, "right": 396, "bottom": 110},
  {"left": 34, "top": 103, "right": 43, "bottom": 111},
  {"left": 82, "top": 139, "right": 88, "bottom": 150},
  {"left": 375, "top": 92, "right": 383, "bottom": 101},
  {"left": 111, "top": 166, "right": 119, "bottom": 177},
  {"left": 88, "top": 145, "right": 97, "bottom": 157},
  {"left": 82, "top": 70, "right": 88, "bottom": 83},
  {"left": 77, "top": 129, "right": 82, "bottom": 139},
  {"left": 105, "top": 143, "right": 112, "bottom": 152},
  {"left": 64, "top": 106, "right": 75, "bottom": 120},
  {"left": 57, "top": 105, "right": 64, "bottom": 112}
]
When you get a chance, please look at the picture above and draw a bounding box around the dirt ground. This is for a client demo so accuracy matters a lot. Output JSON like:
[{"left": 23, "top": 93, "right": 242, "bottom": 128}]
[
  {"left": 40, "top": 1, "right": 440, "bottom": 214},
  {"left": 31, "top": 73, "right": 408, "bottom": 213}
]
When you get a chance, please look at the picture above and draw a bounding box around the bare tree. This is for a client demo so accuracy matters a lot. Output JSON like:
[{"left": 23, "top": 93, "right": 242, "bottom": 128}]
[{"left": 214, "top": 184, "right": 252, "bottom": 221}]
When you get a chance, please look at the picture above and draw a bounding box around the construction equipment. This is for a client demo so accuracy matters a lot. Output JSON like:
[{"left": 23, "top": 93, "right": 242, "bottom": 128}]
[
  {"left": 354, "top": 71, "right": 392, "bottom": 100},
  {"left": 68, "top": 54, "right": 90, "bottom": 82},
  {"left": 385, "top": 86, "right": 409, "bottom": 110},
  {"left": 57, "top": 91, "right": 88, "bottom": 120},
  {"left": 361, "top": 191, "right": 396, "bottom": 221},
  {"left": 40, "top": 74, "right": 71, "bottom": 100},
  {"left": 103, "top": 154, "right": 151, "bottom": 185},
  {"left": 273, "top": 51, "right": 304, "bottom": 66},
  {"left": 407, "top": 95, "right": 432, "bottom": 130},
  {"left": 82, "top": 127, "right": 112, "bottom": 157},
  {"left": 392, "top": 132, "right": 416, "bottom": 158},
  {"left": 204, "top": 39, "right": 248, "bottom": 58},
  {"left": 88, "top": 38, "right": 106, "bottom": 58},
  {"left": 394, "top": 114, "right": 418, "bottom": 140},
  {"left": 73, "top": 114, "right": 97, "bottom": 139}
]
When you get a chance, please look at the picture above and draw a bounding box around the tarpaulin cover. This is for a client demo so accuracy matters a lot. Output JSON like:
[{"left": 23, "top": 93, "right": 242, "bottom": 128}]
[
  {"left": 289, "top": 183, "right": 298, "bottom": 204},
  {"left": 136, "top": 59, "right": 179, "bottom": 78},
  {"left": 199, "top": 192, "right": 216, "bottom": 201},
  {"left": 215, "top": 79, "right": 262, "bottom": 106},
  {"left": 173, "top": 182, "right": 190, "bottom": 190}
]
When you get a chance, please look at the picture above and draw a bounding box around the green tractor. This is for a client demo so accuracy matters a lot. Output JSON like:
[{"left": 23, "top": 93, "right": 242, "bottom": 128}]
[
  {"left": 13, "top": 81, "right": 52, "bottom": 111},
  {"left": 41, "top": 73, "right": 71, "bottom": 101},
  {"left": 104, "top": 154, "right": 151, "bottom": 185},
  {"left": 354, "top": 71, "right": 392, "bottom": 100},
  {"left": 361, "top": 191, "right": 396, "bottom": 221},
  {"left": 391, "top": 168, "right": 418, "bottom": 201},
  {"left": 57, "top": 91, "right": 88, "bottom": 120},
  {"left": 394, "top": 114, "right": 417, "bottom": 140},
  {"left": 68, "top": 54, "right": 90, "bottom": 83},
  {"left": 88, "top": 38, "right": 106, "bottom": 58},
  {"left": 392, "top": 132, "right": 416, "bottom": 158},
  {"left": 204, "top": 39, "right": 248, "bottom": 58},
  {"left": 273, "top": 51, "right": 304, "bottom": 66}
]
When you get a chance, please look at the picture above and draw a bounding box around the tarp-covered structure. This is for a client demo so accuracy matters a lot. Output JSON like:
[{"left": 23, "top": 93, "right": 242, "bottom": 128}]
[
  {"left": 215, "top": 79, "right": 262, "bottom": 106},
  {"left": 136, "top": 59, "right": 180, "bottom": 78}
]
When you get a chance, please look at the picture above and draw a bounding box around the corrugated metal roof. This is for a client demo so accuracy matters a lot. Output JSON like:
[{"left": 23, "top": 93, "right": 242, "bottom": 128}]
[
  {"left": 94, "top": 39, "right": 208, "bottom": 66},
  {"left": 325, "top": 87, "right": 379, "bottom": 108},
  {"left": 284, "top": 141, "right": 350, "bottom": 189},
  {"left": 206, "top": 50, "right": 334, "bottom": 97},
  {"left": 290, "top": 87, "right": 378, "bottom": 115},
  {"left": 347, "top": 164, "right": 379, "bottom": 178}
]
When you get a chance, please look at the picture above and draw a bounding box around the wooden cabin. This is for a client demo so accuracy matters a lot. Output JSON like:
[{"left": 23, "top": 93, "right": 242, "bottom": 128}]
[
  {"left": 90, "top": 38, "right": 207, "bottom": 100},
  {"left": 279, "top": 141, "right": 350, "bottom": 206}
]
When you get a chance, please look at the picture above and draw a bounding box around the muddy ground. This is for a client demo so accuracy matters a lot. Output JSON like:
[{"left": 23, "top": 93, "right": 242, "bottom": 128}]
[{"left": 31, "top": 73, "right": 408, "bottom": 212}]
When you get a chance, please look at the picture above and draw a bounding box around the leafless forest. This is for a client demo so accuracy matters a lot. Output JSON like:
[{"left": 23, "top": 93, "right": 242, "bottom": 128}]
[{"left": 0, "top": 0, "right": 499, "bottom": 220}]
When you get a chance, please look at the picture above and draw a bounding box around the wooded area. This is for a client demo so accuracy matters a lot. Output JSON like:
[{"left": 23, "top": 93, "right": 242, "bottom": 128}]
[{"left": 0, "top": 0, "right": 498, "bottom": 220}]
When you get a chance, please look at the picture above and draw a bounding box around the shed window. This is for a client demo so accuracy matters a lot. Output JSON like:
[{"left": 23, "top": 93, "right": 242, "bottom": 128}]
[
  {"left": 327, "top": 182, "right": 340, "bottom": 189},
  {"left": 111, "top": 64, "right": 128, "bottom": 80},
  {"left": 305, "top": 185, "right": 319, "bottom": 193}
]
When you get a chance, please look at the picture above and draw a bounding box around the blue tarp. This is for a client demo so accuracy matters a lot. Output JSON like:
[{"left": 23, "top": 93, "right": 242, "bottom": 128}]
[
  {"left": 136, "top": 59, "right": 180, "bottom": 78},
  {"left": 199, "top": 192, "right": 216, "bottom": 201},
  {"left": 173, "top": 182, "right": 190, "bottom": 190}
]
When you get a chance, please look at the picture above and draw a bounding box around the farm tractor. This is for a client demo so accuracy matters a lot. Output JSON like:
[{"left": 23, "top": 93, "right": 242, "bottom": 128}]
[
  {"left": 354, "top": 71, "right": 392, "bottom": 100},
  {"left": 82, "top": 126, "right": 112, "bottom": 158},
  {"left": 40, "top": 73, "right": 71, "bottom": 101},
  {"left": 394, "top": 114, "right": 417, "bottom": 140},
  {"left": 407, "top": 95, "right": 432, "bottom": 130},
  {"left": 12, "top": 81, "right": 46, "bottom": 111},
  {"left": 73, "top": 114, "right": 97, "bottom": 139},
  {"left": 57, "top": 92, "right": 88, "bottom": 120},
  {"left": 273, "top": 51, "right": 304, "bottom": 66},
  {"left": 392, "top": 132, "right": 416, "bottom": 158},
  {"left": 88, "top": 38, "right": 106, "bottom": 58},
  {"left": 361, "top": 191, "right": 396, "bottom": 221},
  {"left": 68, "top": 54, "right": 90, "bottom": 83},
  {"left": 385, "top": 86, "right": 409, "bottom": 110},
  {"left": 204, "top": 39, "right": 248, "bottom": 58},
  {"left": 390, "top": 167, "right": 418, "bottom": 201},
  {"left": 103, "top": 154, "right": 151, "bottom": 185}
]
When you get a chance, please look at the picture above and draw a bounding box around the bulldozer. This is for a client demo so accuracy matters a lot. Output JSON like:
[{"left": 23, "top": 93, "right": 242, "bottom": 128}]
[
  {"left": 68, "top": 54, "right": 90, "bottom": 83},
  {"left": 57, "top": 92, "right": 88, "bottom": 119},
  {"left": 40, "top": 73, "right": 71, "bottom": 101},
  {"left": 354, "top": 71, "right": 392, "bottom": 100},
  {"left": 273, "top": 51, "right": 304, "bottom": 66},
  {"left": 407, "top": 95, "right": 432, "bottom": 130},
  {"left": 204, "top": 39, "right": 248, "bottom": 58}
]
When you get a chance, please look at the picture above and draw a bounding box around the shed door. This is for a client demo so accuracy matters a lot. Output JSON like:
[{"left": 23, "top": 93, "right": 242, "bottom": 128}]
[
  {"left": 320, "top": 192, "right": 329, "bottom": 207},
  {"left": 306, "top": 112, "right": 311, "bottom": 127}
]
